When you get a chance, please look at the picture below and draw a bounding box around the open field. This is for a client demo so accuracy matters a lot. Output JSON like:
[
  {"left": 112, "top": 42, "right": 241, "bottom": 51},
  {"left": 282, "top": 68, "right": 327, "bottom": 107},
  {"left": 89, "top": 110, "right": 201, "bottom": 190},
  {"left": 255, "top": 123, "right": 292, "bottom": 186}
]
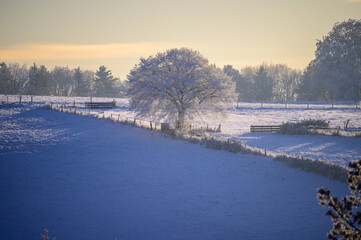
[{"left": 0, "top": 103, "right": 349, "bottom": 239}]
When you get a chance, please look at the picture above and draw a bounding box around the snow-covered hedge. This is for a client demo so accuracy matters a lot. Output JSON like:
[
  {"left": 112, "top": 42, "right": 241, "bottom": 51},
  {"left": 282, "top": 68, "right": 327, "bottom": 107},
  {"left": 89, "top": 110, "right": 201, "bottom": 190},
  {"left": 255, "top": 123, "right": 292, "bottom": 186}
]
[
  {"left": 274, "top": 155, "right": 347, "bottom": 182},
  {"left": 279, "top": 119, "right": 330, "bottom": 135},
  {"left": 176, "top": 134, "right": 347, "bottom": 182}
]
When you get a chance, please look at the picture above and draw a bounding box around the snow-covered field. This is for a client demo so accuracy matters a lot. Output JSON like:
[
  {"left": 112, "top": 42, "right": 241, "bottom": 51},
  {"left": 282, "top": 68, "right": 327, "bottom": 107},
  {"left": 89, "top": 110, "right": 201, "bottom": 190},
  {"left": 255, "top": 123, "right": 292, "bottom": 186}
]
[
  {"left": 213, "top": 105, "right": 361, "bottom": 167},
  {"left": 3, "top": 95, "right": 359, "bottom": 167},
  {"left": 0, "top": 103, "right": 349, "bottom": 239}
]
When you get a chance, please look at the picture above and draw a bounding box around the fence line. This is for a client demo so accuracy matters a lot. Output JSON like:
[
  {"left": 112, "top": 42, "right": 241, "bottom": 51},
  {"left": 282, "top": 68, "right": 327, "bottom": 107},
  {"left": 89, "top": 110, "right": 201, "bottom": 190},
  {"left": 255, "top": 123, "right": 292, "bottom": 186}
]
[
  {"left": 47, "top": 103, "right": 220, "bottom": 133},
  {"left": 1, "top": 94, "right": 361, "bottom": 109}
]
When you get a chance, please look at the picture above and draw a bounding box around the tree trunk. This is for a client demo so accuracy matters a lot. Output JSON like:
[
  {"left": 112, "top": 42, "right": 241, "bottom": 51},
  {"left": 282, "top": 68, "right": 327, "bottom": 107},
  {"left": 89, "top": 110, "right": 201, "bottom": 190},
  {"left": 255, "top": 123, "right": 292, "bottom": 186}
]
[{"left": 177, "top": 110, "right": 185, "bottom": 129}]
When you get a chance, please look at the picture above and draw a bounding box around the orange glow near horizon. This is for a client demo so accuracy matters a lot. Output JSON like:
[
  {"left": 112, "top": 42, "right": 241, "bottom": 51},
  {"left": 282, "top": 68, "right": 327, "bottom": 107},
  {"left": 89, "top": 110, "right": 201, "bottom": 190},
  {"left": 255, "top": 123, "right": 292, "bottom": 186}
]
[{"left": 0, "top": 42, "right": 181, "bottom": 61}]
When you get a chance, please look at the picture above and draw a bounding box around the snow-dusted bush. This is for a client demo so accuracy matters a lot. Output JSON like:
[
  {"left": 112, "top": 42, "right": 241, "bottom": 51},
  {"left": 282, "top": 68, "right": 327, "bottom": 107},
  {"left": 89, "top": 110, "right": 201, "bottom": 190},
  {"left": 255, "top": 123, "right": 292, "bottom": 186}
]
[
  {"left": 41, "top": 104, "right": 52, "bottom": 110},
  {"left": 41, "top": 229, "right": 55, "bottom": 240},
  {"left": 274, "top": 155, "right": 347, "bottom": 182},
  {"left": 279, "top": 119, "right": 330, "bottom": 135},
  {"left": 317, "top": 159, "right": 361, "bottom": 239}
]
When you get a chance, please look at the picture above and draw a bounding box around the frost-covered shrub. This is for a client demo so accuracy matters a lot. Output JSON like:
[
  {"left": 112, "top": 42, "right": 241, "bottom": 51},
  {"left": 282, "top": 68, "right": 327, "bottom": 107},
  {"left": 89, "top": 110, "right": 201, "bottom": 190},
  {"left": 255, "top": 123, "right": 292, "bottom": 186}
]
[
  {"left": 41, "top": 104, "right": 52, "bottom": 110},
  {"left": 317, "top": 159, "right": 361, "bottom": 239},
  {"left": 274, "top": 155, "right": 347, "bottom": 182},
  {"left": 41, "top": 229, "right": 56, "bottom": 240},
  {"left": 279, "top": 119, "right": 330, "bottom": 135}
]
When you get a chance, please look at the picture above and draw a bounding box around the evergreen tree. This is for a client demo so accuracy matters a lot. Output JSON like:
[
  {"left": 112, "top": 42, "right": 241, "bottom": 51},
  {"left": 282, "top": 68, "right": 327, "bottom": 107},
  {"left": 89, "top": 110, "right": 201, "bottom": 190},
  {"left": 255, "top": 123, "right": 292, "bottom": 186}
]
[
  {"left": 0, "top": 62, "right": 13, "bottom": 94},
  {"left": 317, "top": 160, "right": 361, "bottom": 239},
  {"left": 72, "top": 67, "right": 91, "bottom": 96},
  {"left": 93, "top": 66, "right": 118, "bottom": 97},
  {"left": 26, "top": 63, "right": 50, "bottom": 95},
  {"left": 223, "top": 65, "right": 242, "bottom": 103},
  {"left": 253, "top": 65, "right": 273, "bottom": 101}
]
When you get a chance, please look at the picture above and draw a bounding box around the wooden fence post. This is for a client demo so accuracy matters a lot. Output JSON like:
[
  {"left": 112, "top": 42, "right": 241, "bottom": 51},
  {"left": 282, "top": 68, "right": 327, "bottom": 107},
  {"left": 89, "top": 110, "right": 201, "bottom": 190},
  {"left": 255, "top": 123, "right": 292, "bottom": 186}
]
[
  {"left": 19, "top": 96, "right": 22, "bottom": 104},
  {"left": 31, "top": 96, "right": 33, "bottom": 104},
  {"left": 150, "top": 121, "right": 153, "bottom": 130}
]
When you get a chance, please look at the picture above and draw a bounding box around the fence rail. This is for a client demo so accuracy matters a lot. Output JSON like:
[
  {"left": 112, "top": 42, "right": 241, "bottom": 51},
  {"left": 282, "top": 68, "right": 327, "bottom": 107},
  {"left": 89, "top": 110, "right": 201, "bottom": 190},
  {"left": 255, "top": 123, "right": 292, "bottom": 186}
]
[
  {"left": 250, "top": 125, "right": 281, "bottom": 133},
  {"left": 85, "top": 101, "right": 116, "bottom": 109}
]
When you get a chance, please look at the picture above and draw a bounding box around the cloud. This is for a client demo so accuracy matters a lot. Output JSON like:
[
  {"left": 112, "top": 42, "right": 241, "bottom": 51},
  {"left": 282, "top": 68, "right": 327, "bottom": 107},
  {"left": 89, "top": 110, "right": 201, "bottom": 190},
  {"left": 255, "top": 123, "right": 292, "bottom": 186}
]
[{"left": 0, "top": 42, "right": 181, "bottom": 61}]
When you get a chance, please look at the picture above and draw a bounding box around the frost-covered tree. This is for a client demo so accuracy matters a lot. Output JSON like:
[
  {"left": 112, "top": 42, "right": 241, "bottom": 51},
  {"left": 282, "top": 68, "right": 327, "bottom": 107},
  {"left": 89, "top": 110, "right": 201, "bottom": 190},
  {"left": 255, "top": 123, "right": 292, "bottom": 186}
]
[
  {"left": 50, "top": 66, "right": 74, "bottom": 96},
  {"left": 93, "top": 66, "right": 118, "bottom": 97},
  {"left": 223, "top": 65, "right": 253, "bottom": 104},
  {"left": 115, "top": 80, "right": 128, "bottom": 97},
  {"left": 8, "top": 63, "right": 29, "bottom": 95},
  {"left": 270, "top": 64, "right": 301, "bottom": 102},
  {"left": 127, "top": 48, "right": 236, "bottom": 129},
  {"left": 83, "top": 69, "right": 95, "bottom": 94},
  {"left": 317, "top": 159, "right": 361, "bottom": 239},
  {"left": 302, "top": 19, "right": 361, "bottom": 101}
]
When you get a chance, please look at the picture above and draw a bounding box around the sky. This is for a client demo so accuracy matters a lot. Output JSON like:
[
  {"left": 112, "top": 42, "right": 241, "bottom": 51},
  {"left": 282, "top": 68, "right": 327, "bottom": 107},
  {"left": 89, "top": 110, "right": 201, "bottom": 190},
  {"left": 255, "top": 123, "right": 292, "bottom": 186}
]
[{"left": 0, "top": 0, "right": 360, "bottom": 79}]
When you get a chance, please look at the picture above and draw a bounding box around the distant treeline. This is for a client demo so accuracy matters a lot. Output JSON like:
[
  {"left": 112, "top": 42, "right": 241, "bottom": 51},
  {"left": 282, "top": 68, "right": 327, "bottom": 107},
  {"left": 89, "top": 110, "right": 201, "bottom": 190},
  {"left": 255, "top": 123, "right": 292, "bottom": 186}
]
[
  {"left": 0, "top": 63, "right": 127, "bottom": 97},
  {"left": 225, "top": 19, "right": 361, "bottom": 103},
  {"left": 223, "top": 61, "right": 359, "bottom": 103},
  {"left": 223, "top": 63, "right": 302, "bottom": 102}
]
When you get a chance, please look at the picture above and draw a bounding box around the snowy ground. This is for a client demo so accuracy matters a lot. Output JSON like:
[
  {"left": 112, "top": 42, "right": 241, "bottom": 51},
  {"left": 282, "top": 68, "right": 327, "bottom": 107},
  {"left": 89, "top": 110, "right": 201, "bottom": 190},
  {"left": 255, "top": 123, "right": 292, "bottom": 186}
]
[
  {"left": 0, "top": 103, "right": 349, "bottom": 239},
  {"left": 4, "top": 95, "right": 359, "bottom": 167},
  {"left": 2, "top": 95, "right": 361, "bottom": 167}
]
